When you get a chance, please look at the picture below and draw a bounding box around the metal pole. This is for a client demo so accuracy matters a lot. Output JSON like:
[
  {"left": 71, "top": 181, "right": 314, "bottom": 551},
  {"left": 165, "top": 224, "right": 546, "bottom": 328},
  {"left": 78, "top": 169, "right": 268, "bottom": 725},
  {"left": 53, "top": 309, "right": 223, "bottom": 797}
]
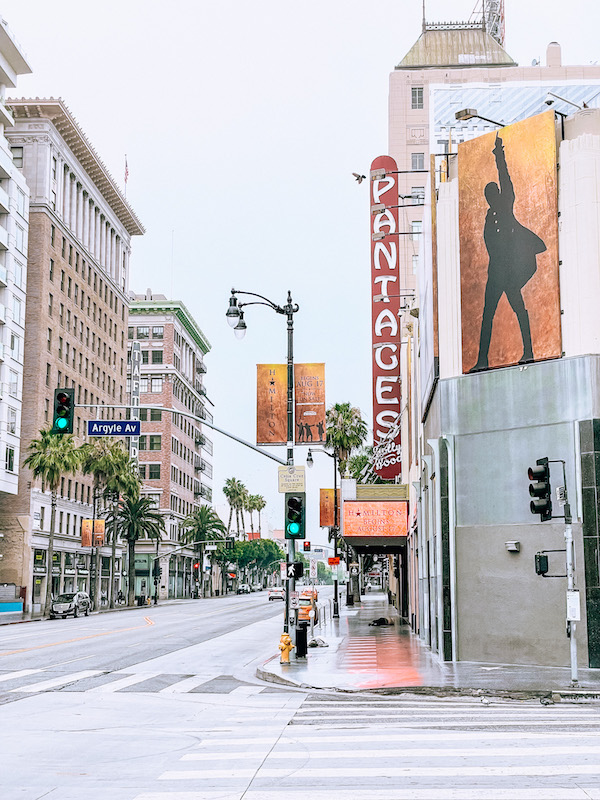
[
  {"left": 333, "top": 451, "right": 339, "bottom": 618},
  {"left": 286, "top": 294, "right": 296, "bottom": 641},
  {"left": 564, "top": 500, "right": 578, "bottom": 685}
]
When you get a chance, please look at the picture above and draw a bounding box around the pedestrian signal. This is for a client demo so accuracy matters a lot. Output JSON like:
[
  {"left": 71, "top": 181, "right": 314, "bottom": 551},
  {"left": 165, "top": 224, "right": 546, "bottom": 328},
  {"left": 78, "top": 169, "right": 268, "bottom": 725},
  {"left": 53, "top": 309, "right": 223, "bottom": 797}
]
[
  {"left": 52, "top": 387, "right": 75, "bottom": 434},
  {"left": 285, "top": 492, "right": 305, "bottom": 539},
  {"left": 535, "top": 553, "right": 549, "bottom": 575},
  {"left": 528, "top": 457, "right": 552, "bottom": 521}
]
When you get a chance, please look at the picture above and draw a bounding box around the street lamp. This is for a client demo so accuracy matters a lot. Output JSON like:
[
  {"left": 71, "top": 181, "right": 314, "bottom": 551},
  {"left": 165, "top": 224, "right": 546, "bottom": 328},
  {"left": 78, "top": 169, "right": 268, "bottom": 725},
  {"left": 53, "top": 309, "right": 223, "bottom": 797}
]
[
  {"left": 455, "top": 108, "right": 504, "bottom": 126},
  {"left": 306, "top": 446, "right": 340, "bottom": 618},
  {"left": 226, "top": 287, "right": 300, "bottom": 636}
]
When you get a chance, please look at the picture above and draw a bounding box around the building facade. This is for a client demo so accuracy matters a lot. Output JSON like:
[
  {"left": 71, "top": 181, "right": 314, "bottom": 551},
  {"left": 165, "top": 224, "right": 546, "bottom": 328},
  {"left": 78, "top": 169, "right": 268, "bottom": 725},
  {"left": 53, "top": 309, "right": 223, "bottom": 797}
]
[
  {"left": 0, "top": 98, "right": 143, "bottom": 612},
  {"left": 127, "top": 292, "right": 214, "bottom": 600}
]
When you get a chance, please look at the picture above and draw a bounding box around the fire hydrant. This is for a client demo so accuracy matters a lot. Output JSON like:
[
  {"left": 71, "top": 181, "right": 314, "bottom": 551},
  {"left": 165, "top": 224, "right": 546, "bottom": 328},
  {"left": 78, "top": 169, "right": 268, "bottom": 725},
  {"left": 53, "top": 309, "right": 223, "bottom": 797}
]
[{"left": 279, "top": 633, "right": 294, "bottom": 665}]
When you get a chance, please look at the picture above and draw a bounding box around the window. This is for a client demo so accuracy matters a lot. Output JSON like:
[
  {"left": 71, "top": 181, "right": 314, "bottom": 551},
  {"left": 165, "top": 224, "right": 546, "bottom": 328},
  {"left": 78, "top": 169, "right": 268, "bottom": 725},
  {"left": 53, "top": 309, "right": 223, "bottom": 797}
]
[
  {"left": 11, "top": 146, "right": 23, "bottom": 168},
  {"left": 128, "top": 326, "right": 134, "bottom": 340},
  {"left": 139, "top": 464, "right": 147, "bottom": 479},
  {"left": 151, "top": 350, "right": 163, "bottom": 364},
  {"left": 411, "top": 187, "right": 424, "bottom": 203},
  {"left": 7, "top": 407, "right": 17, "bottom": 434},
  {"left": 412, "top": 254, "right": 419, "bottom": 274},
  {"left": 142, "top": 351, "right": 149, "bottom": 364},
  {"left": 149, "top": 464, "right": 161, "bottom": 480},
  {"left": 13, "top": 260, "right": 23, "bottom": 289},
  {"left": 59, "top": 303, "right": 64, "bottom": 327},
  {"left": 149, "top": 435, "right": 161, "bottom": 451},
  {"left": 8, "top": 370, "right": 18, "bottom": 397},
  {"left": 12, "top": 297, "right": 21, "bottom": 326},
  {"left": 48, "top": 294, "right": 53, "bottom": 316},
  {"left": 139, "top": 435, "right": 147, "bottom": 451},
  {"left": 140, "top": 377, "right": 148, "bottom": 393},
  {"left": 61, "top": 238, "right": 66, "bottom": 258},
  {"left": 139, "top": 409, "right": 148, "bottom": 421},
  {"left": 5, "top": 446, "right": 15, "bottom": 472},
  {"left": 410, "top": 220, "right": 423, "bottom": 240},
  {"left": 16, "top": 187, "right": 26, "bottom": 217},
  {"left": 137, "top": 326, "right": 149, "bottom": 340},
  {"left": 10, "top": 332, "right": 21, "bottom": 361},
  {"left": 411, "top": 153, "right": 425, "bottom": 171},
  {"left": 151, "top": 377, "right": 163, "bottom": 393},
  {"left": 411, "top": 86, "right": 424, "bottom": 109},
  {"left": 150, "top": 409, "right": 162, "bottom": 422},
  {"left": 15, "top": 224, "right": 26, "bottom": 254},
  {"left": 46, "top": 363, "right": 51, "bottom": 386},
  {"left": 152, "top": 326, "right": 164, "bottom": 339}
]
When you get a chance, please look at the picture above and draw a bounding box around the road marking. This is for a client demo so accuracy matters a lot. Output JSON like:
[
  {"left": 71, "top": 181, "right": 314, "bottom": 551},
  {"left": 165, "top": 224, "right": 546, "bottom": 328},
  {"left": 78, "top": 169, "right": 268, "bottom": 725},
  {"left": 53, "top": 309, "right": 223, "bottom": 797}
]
[
  {"left": 0, "top": 668, "right": 44, "bottom": 683},
  {"left": 182, "top": 744, "right": 600, "bottom": 760},
  {"left": 10, "top": 669, "right": 102, "bottom": 693},
  {"left": 226, "top": 791, "right": 600, "bottom": 800},
  {"left": 229, "top": 686, "right": 265, "bottom": 695},
  {"left": 0, "top": 616, "right": 156, "bottom": 656},
  {"left": 159, "top": 675, "right": 219, "bottom": 694},
  {"left": 44, "top": 655, "right": 93, "bottom": 668},
  {"left": 87, "top": 672, "right": 161, "bottom": 693},
  {"left": 160, "top": 764, "right": 600, "bottom": 779}
]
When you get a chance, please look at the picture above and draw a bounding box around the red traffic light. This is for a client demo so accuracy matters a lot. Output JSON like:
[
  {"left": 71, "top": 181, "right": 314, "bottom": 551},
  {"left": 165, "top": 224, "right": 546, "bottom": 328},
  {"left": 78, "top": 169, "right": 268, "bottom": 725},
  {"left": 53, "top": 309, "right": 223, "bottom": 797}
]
[
  {"left": 303, "top": 541, "right": 311, "bottom": 552},
  {"left": 193, "top": 562, "right": 200, "bottom": 570}
]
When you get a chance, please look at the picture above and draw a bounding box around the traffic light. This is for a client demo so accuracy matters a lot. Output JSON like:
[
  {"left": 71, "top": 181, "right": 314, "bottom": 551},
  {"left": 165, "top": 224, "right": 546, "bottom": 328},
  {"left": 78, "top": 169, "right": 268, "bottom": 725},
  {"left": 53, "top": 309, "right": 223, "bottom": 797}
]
[
  {"left": 193, "top": 562, "right": 200, "bottom": 576},
  {"left": 535, "top": 553, "right": 549, "bottom": 575},
  {"left": 285, "top": 492, "right": 305, "bottom": 539},
  {"left": 152, "top": 561, "right": 162, "bottom": 579},
  {"left": 225, "top": 536, "right": 235, "bottom": 550},
  {"left": 287, "top": 561, "right": 304, "bottom": 579},
  {"left": 52, "top": 387, "right": 75, "bottom": 434},
  {"left": 528, "top": 457, "right": 552, "bottom": 521},
  {"left": 303, "top": 541, "right": 311, "bottom": 552}
]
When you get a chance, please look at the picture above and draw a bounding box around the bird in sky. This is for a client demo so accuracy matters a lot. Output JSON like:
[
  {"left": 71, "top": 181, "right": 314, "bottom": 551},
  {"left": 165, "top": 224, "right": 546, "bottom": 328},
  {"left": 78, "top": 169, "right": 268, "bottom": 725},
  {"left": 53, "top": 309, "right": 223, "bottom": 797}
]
[{"left": 352, "top": 173, "right": 366, "bottom": 184}]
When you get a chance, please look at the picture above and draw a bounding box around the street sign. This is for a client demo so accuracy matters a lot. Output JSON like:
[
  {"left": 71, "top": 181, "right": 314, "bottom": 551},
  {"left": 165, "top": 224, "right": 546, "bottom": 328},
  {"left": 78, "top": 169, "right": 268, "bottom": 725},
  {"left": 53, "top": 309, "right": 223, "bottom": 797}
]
[
  {"left": 290, "top": 591, "right": 299, "bottom": 609},
  {"left": 205, "top": 545, "right": 217, "bottom": 551},
  {"left": 310, "top": 558, "right": 318, "bottom": 580},
  {"left": 280, "top": 562, "right": 287, "bottom": 581},
  {"left": 278, "top": 466, "right": 306, "bottom": 493},
  {"left": 328, "top": 557, "right": 340, "bottom": 565},
  {"left": 87, "top": 420, "right": 141, "bottom": 437},
  {"left": 567, "top": 589, "right": 581, "bottom": 621}
]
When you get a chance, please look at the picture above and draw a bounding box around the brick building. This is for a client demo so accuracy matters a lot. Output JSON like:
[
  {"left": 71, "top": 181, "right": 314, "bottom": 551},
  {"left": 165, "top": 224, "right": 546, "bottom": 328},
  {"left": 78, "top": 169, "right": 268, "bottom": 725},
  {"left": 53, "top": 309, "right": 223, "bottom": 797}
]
[
  {"left": 0, "top": 98, "right": 143, "bottom": 612},
  {"left": 127, "top": 291, "right": 214, "bottom": 599}
]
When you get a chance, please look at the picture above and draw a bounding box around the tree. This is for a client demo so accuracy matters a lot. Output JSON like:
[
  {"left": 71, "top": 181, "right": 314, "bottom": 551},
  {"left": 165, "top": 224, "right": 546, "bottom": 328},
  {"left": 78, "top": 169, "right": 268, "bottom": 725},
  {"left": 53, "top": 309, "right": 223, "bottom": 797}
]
[
  {"left": 325, "top": 402, "right": 368, "bottom": 476},
  {"left": 24, "top": 429, "right": 83, "bottom": 615},
  {"left": 223, "top": 477, "right": 248, "bottom": 537},
  {"left": 106, "top": 496, "right": 166, "bottom": 606},
  {"left": 181, "top": 505, "right": 226, "bottom": 597},
  {"left": 80, "top": 439, "right": 138, "bottom": 609},
  {"left": 347, "top": 446, "right": 385, "bottom": 484},
  {"left": 247, "top": 494, "right": 266, "bottom": 535}
]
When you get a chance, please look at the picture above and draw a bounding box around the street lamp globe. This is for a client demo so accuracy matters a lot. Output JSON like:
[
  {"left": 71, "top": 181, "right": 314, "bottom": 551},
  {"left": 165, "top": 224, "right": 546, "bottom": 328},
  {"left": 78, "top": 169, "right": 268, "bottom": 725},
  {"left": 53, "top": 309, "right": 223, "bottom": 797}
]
[
  {"left": 233, "top": 311, "right": 247, "bottom": 340},
  {"left": 306, "top": 449, "right": 314, "bottom": 468},
  {"left": 226, "top": 294, "right": 241, "bottom": 327}
]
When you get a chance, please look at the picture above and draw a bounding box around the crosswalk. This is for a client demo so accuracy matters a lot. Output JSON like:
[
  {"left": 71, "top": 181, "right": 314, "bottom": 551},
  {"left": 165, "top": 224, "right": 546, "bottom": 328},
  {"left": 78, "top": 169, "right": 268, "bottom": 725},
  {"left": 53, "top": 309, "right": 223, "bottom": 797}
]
[
  {"left": 131, "top": 694, "right": 600, "bottom": 800},
  {"left": 0, "top": 667, "right": 280, "bottom": 696}
]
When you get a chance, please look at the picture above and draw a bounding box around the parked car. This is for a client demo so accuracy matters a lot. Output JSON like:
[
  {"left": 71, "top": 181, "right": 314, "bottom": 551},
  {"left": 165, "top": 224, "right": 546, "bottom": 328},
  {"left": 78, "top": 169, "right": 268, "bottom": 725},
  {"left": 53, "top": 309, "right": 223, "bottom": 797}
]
[
  {"left": 49, "top": 591, "right": 91, "bottom": 619},
  {"left": 252, "top": 584, "right": 263, "bottom": 592},
  {"left": 237, "top": 583, "right": 251, "bottom": 594},
  {"left": 268, "top": 587, "right": 285, "bottom": 601},
  {"left": 298, "top": 592, "right": 318, "bottom": 623}
]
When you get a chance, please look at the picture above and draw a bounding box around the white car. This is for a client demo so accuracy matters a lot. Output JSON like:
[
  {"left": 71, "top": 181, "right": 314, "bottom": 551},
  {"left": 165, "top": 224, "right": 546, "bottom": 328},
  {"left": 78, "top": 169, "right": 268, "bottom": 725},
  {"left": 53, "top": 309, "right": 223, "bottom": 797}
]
[{"left": 268, "top": 587, "right": 285, "bottom": 601}]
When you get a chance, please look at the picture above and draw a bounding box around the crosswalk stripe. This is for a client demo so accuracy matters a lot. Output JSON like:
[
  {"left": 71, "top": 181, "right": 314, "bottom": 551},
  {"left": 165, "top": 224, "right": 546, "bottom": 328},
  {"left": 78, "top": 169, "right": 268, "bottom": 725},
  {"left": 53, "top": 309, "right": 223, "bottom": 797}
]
[
  {"left": 160, "top": 764, "right": 600, "bottom": 779},
  {"left": 292, "top": 716, "right": 600, "bottom": 726},
  {"left": 158, "top": 675, "right": 219, "bottom": 694},
  {"left": 182, "top": 744, "right": 600, "bottom": 760},
  {"left": 233, "top": 790, "right": 600, "bottom": 800},
  {"left": 0, "top": 668, "right": 44, "bottom": 683},
  {"left": 229, "top": 686, "right": 265, "bottom": 695},
  {"left": 87, "top": 672, "right": 160, "bottom": 693},
  {"left": 294, "top": 708, "right": 600, "bottom": 717},
  {"left": 9, "top": 670, "right": 102, "bottom": 693}
]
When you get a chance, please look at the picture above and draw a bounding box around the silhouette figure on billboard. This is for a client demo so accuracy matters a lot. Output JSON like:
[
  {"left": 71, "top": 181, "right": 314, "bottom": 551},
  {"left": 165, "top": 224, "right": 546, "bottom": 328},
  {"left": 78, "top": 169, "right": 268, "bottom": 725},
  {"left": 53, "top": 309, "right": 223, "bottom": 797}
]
[{"left": 470, "top": 134, "right": 547, "bottom": 372}]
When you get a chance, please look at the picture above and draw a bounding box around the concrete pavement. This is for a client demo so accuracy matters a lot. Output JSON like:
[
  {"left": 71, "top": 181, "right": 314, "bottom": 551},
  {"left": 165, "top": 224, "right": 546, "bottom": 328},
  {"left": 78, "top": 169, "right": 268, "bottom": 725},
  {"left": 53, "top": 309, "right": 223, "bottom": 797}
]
[{"left": 258, "top": 590, "right": 600, "bottom": 699}]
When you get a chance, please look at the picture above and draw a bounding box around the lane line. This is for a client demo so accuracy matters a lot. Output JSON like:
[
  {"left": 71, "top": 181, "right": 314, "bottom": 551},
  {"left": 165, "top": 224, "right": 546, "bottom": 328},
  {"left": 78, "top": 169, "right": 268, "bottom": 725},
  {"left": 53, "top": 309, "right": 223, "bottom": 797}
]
[
  {"left": 44, "top": 655, "right": 93, "bottom": 668},
  {"left": 10, "top": 669, "right": 102, "bottom": 693}
]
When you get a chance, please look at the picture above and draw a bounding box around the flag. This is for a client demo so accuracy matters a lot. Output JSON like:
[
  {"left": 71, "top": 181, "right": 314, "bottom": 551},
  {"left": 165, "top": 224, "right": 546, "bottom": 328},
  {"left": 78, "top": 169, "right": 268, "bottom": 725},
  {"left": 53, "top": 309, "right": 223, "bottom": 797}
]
[{"left": 124, "top": 156, "right": 129, "bottom": 185}]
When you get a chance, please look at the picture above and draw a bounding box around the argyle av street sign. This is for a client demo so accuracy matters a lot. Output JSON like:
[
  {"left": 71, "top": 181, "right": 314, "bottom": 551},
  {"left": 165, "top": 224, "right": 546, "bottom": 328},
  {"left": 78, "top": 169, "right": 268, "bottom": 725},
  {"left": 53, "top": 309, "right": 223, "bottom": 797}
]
[{"left": 87, "top": 420, "right": 141, "bottom": 437}]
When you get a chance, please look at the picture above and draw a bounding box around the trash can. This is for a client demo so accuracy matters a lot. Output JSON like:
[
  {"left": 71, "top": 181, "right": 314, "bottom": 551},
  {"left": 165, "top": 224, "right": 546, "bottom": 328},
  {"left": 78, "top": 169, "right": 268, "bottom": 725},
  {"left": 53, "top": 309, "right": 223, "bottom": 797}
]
[
  {"left": 296, "top": 622, "right": 308, "bottom": 659},
  {"left": 138, "top": 595, "right": 146, "bottom": 607}
]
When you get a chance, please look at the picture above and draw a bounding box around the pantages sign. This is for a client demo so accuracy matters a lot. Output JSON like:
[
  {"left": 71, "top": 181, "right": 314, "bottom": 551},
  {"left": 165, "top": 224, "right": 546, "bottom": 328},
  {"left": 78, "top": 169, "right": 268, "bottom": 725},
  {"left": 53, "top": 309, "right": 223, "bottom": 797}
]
[{"left": 370, "top": 155, "right": 402, "bottom": 480}]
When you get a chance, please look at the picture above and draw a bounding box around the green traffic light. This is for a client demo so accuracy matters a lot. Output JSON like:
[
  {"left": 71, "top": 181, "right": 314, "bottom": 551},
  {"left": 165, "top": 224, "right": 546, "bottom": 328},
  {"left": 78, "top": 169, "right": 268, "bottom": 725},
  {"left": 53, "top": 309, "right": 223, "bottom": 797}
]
[
  {"left": 287, "top": 522, "right": 300, "bottom": 535},
  {"left": 55, "top": 417, "right": 68, "bottom": 430}
]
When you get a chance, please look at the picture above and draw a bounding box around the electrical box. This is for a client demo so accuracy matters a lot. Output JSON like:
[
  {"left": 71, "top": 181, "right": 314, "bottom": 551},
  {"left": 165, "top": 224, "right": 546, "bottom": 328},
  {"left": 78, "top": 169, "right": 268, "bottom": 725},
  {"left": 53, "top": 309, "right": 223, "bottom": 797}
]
[{"left": 535, "top": 553, "right": 549, "bottom": 575}]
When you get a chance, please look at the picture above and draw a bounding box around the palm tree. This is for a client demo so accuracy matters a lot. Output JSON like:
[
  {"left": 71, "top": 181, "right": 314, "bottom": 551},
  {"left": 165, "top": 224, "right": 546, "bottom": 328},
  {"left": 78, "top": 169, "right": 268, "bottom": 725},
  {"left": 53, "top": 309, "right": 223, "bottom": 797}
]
[
  {"left": 102, "top": 449, "right": 141, "bottom": 608},
  {"left": 23, "top": 429, "right": 83, "bottom": 616},
  {"left": 325, "top": 402, "right": 368, "bottom": 475},
  {"left": 181, "top": 505, "right": 226, "bottom": 597},
  {"left": 80, "top": 439, "right": 136, "bottom": 609},
  {"left": 251, "top": 494, "right": 266, "bottom": 535},
  {"left": 223, "top": 477, "right": 248, "bottom": 538},
  {"left": 106, "top": 496, "right": 166, "bottom": 606}
]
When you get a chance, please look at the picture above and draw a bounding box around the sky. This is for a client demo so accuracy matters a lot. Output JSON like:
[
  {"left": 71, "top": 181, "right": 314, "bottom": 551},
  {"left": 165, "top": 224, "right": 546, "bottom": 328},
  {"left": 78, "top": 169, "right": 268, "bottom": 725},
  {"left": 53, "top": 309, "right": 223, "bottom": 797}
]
[{"left": 3, "top": 0, "right": 600, "bottom": 542}]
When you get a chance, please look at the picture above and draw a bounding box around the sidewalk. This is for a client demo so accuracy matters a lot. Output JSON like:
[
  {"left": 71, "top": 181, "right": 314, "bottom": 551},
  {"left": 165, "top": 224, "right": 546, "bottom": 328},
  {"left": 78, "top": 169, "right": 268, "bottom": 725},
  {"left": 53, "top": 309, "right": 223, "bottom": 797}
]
[{"left": 257, "top": 591, "right": 600, "bottom": 698}]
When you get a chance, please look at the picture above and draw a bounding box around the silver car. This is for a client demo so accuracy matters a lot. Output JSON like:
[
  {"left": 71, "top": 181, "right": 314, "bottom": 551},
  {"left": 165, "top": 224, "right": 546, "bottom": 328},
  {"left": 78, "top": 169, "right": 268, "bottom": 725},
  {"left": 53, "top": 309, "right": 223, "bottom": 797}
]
[{"left": 49, "top": 591, "right": 91, "bottom": 619}]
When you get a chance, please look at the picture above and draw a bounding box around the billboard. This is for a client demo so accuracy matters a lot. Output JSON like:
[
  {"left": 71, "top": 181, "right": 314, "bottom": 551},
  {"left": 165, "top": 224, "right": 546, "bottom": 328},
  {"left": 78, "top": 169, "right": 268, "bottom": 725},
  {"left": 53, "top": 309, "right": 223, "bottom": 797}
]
[
  {"left": 343, "top": 501, "right": 408, "bottom": 538},
  {"left": 81, "top": 519, "right": 105, "bottom": 547},
  {"left": 370, "top": 155, "right": 402, "bottom": 480},
  {"left": 459, "top": 110, "right": 560, "bottom": 372},
  {"left": 294, "top": 363, "right": 326, "bottom": 445}
]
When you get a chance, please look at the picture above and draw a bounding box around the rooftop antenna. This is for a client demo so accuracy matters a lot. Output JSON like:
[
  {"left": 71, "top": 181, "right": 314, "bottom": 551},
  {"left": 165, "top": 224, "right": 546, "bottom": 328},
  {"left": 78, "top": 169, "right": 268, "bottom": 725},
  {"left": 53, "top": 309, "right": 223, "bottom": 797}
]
[{"left": 422, "top": 0, "right": 426, "bottom": 32}]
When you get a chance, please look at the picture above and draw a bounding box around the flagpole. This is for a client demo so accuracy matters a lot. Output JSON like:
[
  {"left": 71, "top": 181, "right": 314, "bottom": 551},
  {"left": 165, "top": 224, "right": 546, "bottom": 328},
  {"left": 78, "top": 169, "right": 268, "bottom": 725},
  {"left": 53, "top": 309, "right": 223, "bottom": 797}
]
[{"left": 124, "top": 154, "right": 128, "bottom": 198}]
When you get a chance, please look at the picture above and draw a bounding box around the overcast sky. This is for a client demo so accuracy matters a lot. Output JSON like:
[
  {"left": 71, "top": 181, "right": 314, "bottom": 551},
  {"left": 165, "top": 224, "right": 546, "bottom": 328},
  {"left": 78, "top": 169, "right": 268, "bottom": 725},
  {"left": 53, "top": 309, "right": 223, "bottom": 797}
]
[{"left": 3, "top": 0, "right": 599, "bottom": 540}]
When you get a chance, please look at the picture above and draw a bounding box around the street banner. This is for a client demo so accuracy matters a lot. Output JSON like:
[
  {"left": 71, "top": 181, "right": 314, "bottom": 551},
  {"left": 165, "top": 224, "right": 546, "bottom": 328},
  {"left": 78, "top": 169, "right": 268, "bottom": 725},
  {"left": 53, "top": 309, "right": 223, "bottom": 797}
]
[
  {"left": 319, "top": 488, "right": 340, "bottom": 527},
  {"left": 82, "top": 519, "right": 105, "bottom": 547},
  {"left": 129, "top": 341, "right": 141, "bottom": 463},
  {"left": 370, "top": 155, "right": 402, "bottom": 480},
  {"left": 257, "top": 364, "right": 287, "bottom": 445},
  {"left": 459, "top": 110, "right": 560, "bottom": 372},
  {"left": 343, "top": 501, "right": 408, "bottom": 538},
  {"left": 294, "top": 363, "right": 326, "bottom": 445}
]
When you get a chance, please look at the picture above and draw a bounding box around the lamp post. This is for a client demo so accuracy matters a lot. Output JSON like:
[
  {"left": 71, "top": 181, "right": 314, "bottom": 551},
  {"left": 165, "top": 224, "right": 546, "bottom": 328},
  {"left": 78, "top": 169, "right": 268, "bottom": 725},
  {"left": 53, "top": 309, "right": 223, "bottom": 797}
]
[
  {"left": 307, "top": 447, "right": 340, "bottom": 618},
  {"left": 455, "top": 108, "right": 504, "bottom": 126},
  {"left": 226, "top": 288, "right": 299, "bottom": 636}
]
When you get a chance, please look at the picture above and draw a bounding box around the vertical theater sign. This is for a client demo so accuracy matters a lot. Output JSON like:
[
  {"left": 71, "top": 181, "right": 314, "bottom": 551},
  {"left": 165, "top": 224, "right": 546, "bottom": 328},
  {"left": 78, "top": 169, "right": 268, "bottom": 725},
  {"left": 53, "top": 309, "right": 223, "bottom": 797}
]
[{"left": 370, "top": 155, "right": 402, "bottom": 480}]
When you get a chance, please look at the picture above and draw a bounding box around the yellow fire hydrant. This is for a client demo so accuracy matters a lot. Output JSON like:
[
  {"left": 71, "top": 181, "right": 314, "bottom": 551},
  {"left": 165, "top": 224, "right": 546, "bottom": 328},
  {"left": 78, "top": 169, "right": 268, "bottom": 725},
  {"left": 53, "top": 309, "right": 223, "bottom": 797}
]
[{"left": 279, "top": 632, "right": 294, "bottom": 665}]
